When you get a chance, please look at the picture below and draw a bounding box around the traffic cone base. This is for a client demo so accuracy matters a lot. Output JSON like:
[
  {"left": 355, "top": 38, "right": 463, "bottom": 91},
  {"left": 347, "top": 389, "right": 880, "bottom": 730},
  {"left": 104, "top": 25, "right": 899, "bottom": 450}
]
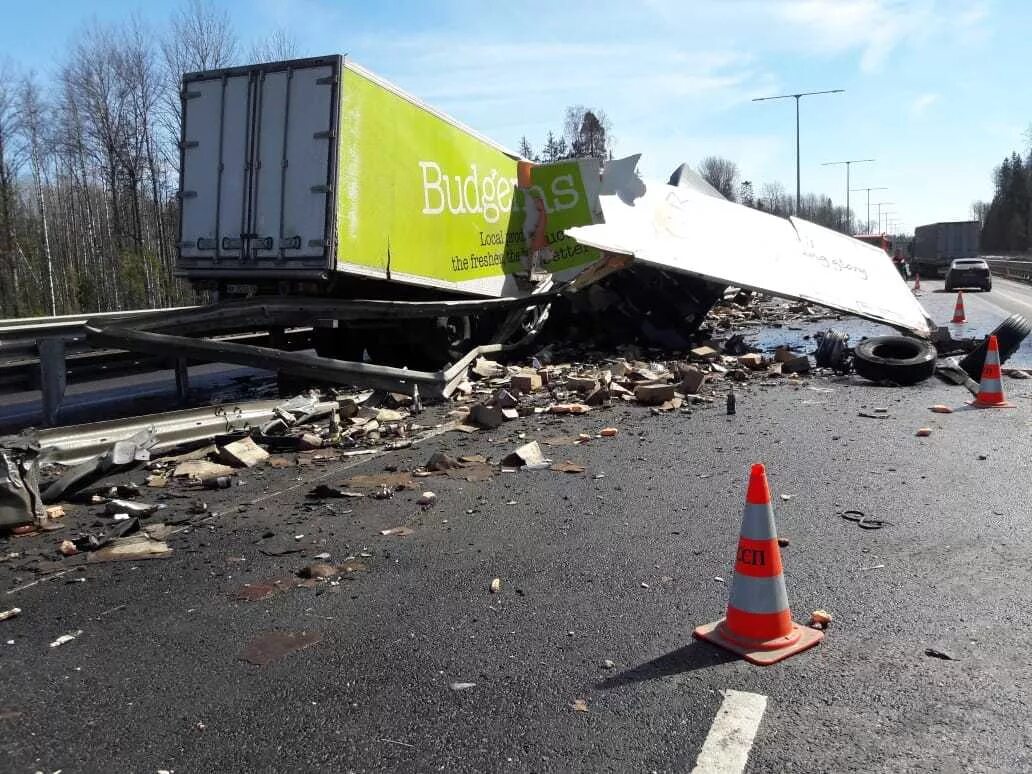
[
  {"left": 692, "top": 463, "right": 822, "bottom": 666},
  {"left": 693, "top": 619, "right": 823, "bottom": 666},
  {"left": 969, "top": 396, "right": 1015, "bottom": 408}
]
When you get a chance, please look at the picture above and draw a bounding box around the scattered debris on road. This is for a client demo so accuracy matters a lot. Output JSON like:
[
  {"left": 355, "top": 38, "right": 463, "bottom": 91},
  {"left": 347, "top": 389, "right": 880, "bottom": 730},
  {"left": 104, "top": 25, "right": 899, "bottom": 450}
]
[
  {"left": 49, "top": 630, "right": 82, "bottom": 648},
  {"left": 809, "top": 610, "right": 833, "bottom": 630},
  {"left": 239, "top": 630, "right": 322, "bottom": 666}
]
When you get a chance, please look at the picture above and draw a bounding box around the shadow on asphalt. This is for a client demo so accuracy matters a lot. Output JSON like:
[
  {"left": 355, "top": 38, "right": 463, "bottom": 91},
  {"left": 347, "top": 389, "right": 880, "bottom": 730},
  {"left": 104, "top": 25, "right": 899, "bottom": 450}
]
[{"left": 596, "top": 640, "right": 738, "bottom": 689}]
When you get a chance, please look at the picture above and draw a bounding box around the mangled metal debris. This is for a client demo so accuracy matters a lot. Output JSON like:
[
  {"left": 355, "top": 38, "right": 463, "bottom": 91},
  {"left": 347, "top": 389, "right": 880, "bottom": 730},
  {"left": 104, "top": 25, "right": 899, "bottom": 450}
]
[{"left": 566, "top": 155, "right": 935, "bottom": 338}]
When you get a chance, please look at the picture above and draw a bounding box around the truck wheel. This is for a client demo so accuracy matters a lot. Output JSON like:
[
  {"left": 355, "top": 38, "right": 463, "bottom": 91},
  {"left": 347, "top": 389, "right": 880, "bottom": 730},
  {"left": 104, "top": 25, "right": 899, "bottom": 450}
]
[
  {"left": 959, "top": 314, "right": 1031, "bottom": 380},
  {"left": 853, "top": 336, "right": 937, "bottom": 385},
  {"left": 814, "top": 330, "right": 850, "bottom": 371},
  {"left": 944, "top": 281, "right": 953, "bottom": 292},
  {"left": 984, "top": 280, "right": 992, "bottom": 292}
]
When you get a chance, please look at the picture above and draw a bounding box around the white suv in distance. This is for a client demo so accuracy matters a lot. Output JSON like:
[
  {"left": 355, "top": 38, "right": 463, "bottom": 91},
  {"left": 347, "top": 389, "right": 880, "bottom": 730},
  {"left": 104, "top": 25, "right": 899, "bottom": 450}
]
[{"left": 945, "top": 258, "right": 991, "bottom": 292}]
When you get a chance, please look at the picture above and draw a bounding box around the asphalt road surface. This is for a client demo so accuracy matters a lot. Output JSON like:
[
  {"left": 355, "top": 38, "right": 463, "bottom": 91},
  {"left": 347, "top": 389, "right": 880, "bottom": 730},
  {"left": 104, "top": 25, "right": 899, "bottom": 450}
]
[{"left": 3, "top": 329, "right": 1032, "bottom": 771}]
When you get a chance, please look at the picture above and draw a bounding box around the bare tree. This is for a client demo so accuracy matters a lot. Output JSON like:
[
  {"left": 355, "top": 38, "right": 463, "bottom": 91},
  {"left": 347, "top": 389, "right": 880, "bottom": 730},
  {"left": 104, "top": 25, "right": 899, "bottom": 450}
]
[
  {"left": 760, "top": 181, "right": 789, "bottom": 216},
  {"left": 698, "top": 156, "right": 740, "bottom": 201},
  {"left": 160, "top": 0, "right": 238, "bottom": 169},
  {"left": 564, "top": 106, "right": 612, "bottom": 161},
  {"left": 0, "top": 57, "right": 22, "bottom": 314},
  {"left": 249, "top": 28, "right": 300, "bottom": 62},
  {"left": 18, "top": 74, "right": 57, "bottom": 314},
  {"left": 971, "top": 200, "right": 989, "bottom": 228}
]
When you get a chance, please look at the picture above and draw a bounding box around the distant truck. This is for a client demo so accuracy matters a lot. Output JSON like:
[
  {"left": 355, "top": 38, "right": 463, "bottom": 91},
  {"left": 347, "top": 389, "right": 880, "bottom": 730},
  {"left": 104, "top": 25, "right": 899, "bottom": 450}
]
[{"left": 911, "top": 221, "right": 980, "bottom": 278}]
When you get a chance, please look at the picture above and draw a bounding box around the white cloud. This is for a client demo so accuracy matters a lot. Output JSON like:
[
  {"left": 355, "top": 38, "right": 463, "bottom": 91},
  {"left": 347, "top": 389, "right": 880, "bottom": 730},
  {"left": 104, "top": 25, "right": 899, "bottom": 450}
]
[
  {"left": 773, "top": 0, "right": 990, "bottom": 73},
  {"left": 910, "top": 92, "right": 939, "bottom": 116}
]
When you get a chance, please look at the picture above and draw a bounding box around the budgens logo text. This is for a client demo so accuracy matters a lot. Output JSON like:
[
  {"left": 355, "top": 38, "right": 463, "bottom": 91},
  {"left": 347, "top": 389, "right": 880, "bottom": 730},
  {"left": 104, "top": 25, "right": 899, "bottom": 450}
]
[{"left": 419, "top": 162, "right": 580, "bottom": 224}]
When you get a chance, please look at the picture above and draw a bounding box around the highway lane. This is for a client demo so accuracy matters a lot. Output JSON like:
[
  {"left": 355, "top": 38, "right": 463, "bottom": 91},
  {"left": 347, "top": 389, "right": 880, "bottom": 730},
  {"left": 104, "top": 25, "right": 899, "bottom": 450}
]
[{"left": 3, "top": 367, "right": 1031, "bottom": 772}]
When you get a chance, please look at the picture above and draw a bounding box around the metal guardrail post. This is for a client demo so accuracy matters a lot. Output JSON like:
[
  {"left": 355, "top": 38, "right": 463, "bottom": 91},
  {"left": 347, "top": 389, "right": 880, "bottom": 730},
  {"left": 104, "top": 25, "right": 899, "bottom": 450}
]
[
  {"left": 38, "top": 338, "right": 67, "bottom": 427},
  {"left": 174, "top": 358, "right": 190, "bottom": 406}
]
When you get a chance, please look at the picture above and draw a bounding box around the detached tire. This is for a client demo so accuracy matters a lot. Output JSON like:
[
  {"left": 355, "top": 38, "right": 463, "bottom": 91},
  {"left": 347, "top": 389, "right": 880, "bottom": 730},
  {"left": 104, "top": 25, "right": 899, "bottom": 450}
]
[
  {"left": 853, "top": 336, "right": 937, "bottom": 385},
  {"left": 815, "top": 330, "right": 850, "bottom": 371},
  {"left": 960, "top": 313, "right": 1031, "bottom": 380}
]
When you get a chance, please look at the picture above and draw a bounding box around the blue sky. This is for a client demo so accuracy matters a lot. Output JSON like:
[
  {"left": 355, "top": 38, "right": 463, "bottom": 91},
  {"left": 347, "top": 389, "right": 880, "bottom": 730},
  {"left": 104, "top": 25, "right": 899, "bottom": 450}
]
[{"left": 2, "top": 0, "right": 1028, "bottom": 232}]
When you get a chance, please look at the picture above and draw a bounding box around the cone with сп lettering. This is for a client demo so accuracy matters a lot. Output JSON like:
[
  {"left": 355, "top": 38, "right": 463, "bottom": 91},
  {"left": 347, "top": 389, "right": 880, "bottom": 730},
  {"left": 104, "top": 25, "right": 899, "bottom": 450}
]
[
  {"left": 969, "top": 334, "right": 1014, "bottom": 408},
  {"left": 693, "top": 463, "right": 823, "bottom": 665}
]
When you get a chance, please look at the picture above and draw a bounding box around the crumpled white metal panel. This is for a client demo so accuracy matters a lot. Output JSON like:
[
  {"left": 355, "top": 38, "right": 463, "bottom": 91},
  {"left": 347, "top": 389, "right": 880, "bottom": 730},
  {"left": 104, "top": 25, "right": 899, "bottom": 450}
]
[{"left": 567, "top": 160, "right": 932, "bottom": 337}]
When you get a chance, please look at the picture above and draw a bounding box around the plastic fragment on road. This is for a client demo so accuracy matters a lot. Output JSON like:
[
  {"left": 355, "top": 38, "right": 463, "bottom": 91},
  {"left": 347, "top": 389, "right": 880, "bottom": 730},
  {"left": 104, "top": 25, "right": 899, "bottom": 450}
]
[
  {"left": 571, "top": 699, "right": 589, "bottom": 712},
  {"left": 599, "top": 428, "right": 618, "bottom": 437},
  {"left": 380, "top": 526, "right": 414, "bottom": 537},
  {"left": 0, "top": 608, "right": 21, "bottom": 622},
  {"left": 87, "top": 534, "right": 172, "bottom": 563},
  {"left": 173, "top": 460, "right": 236, "bottom": 480},
  {"left": 915, "top": 428, "right": 932, "bottom": 437},
  {"left": 501, "top": 441, "right": 546, "bottom": 468},
  {"left": 489, "top": 578, "right": 501, "bottom": 594},
  {"left": 239, "top": 630, "right": 322, "bottom": 666},
  {"left": 928, "top": 405, "right": 953, "bottom": 414},
  {"left": 105, "top": 499, "right": 161, "bottom": 516},
  {"left": 298, "top": 562, "right": 340, "bottom": 579},
  {"left": 417, "top": 492, "right": 437, "bottom": 509},
  {"left": 50, "top": 630, "right": 82, "bottom": 648},
  {"left": 549, "top": 403, "right": 591, "bottom": 415},
  {"left": 449, "top": 682, "right": 476, "bottom": 691},
  {"left": 472, "top": 357, "right": 505, "bottom": 378},
  {"left": 550, "top": 461, "right": 585, "bottom": 474}
]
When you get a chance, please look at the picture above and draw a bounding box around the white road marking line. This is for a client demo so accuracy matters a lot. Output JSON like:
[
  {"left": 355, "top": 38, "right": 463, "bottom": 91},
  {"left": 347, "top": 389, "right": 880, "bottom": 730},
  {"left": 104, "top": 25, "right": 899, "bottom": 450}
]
[
  {"left": 690, "top": 690, "right": 768, "bottom": 774},
  {"left": 982, "top": 286, "right": 1032, "bottom": 313}
]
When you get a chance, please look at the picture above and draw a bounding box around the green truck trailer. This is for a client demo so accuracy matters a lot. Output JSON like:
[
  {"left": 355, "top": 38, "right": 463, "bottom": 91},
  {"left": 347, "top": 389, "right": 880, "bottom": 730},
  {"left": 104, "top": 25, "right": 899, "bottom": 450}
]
[{"left": 175, "top": 55, "right": 613, "bottom": 362}]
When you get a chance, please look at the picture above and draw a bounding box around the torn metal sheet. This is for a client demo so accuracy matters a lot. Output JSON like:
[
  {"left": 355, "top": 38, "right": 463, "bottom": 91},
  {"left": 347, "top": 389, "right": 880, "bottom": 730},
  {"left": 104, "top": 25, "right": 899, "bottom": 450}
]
[
  {"left": 32, "top": 399, "right": 337, "bottom": 467},
  {"left": 566, "top": 158, "right": 933, "bottom": 337},
  {"left": 0, "top": 440, "right": 45, "bottom": 527}
]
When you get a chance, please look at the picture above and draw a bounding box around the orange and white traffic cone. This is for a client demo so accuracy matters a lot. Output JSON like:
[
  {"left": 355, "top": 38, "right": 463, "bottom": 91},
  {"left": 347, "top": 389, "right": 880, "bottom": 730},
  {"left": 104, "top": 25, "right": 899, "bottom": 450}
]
[
  {"left": 693, "top": 463, "right": 823, "bottom": 665},
  {"left": 951, "top": 291, "right": 966, "bottom": 324},
  {"left": 969, "top": 334, "right": 1015, "bottom": 408}
]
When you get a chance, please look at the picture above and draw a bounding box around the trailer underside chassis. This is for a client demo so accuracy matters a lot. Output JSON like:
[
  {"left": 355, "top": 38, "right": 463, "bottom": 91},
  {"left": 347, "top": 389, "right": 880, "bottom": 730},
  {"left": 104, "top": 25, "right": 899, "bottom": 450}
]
[{"left": 84, "top": 292, "right": 562, "bottom": 401}]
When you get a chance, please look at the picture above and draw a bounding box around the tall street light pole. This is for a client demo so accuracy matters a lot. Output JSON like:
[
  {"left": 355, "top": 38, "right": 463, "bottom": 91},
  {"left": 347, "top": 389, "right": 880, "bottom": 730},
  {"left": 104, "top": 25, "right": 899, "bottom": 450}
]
[
  {"left": 822, "top": 159, "right": 874, "bottom": 233},
  {"left": 752, "top": 89, "right": 845, "bottom": 214},
  {"left": 850, "top": 186, "right": 887, "bottom": 233},
  {"left": 874, "top": 201, "right": 894, "bottom": 234}
]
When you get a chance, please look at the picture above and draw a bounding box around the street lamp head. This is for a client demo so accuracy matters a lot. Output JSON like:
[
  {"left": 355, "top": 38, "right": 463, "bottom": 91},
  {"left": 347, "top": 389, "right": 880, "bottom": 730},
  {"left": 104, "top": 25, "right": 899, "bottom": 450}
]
[{"left": 751, "top": 88, "right": 845, "bottom": 102}]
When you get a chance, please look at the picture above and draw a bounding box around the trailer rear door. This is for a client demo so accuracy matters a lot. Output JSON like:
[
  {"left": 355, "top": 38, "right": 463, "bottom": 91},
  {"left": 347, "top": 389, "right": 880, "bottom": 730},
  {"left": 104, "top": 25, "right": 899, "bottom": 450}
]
[{"left": 178, "top": 56, "right": 340, "bottom": 276}]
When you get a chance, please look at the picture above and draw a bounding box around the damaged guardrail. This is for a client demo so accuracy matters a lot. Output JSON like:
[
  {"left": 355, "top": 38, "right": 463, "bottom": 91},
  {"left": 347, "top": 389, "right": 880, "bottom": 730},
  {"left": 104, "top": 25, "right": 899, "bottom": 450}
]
[
  {"left": 83, "top": 290, "right": 568, "bottom": 404},
  {"left": 984, "top": 259, "right": 1032, "bottom": 284}
]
